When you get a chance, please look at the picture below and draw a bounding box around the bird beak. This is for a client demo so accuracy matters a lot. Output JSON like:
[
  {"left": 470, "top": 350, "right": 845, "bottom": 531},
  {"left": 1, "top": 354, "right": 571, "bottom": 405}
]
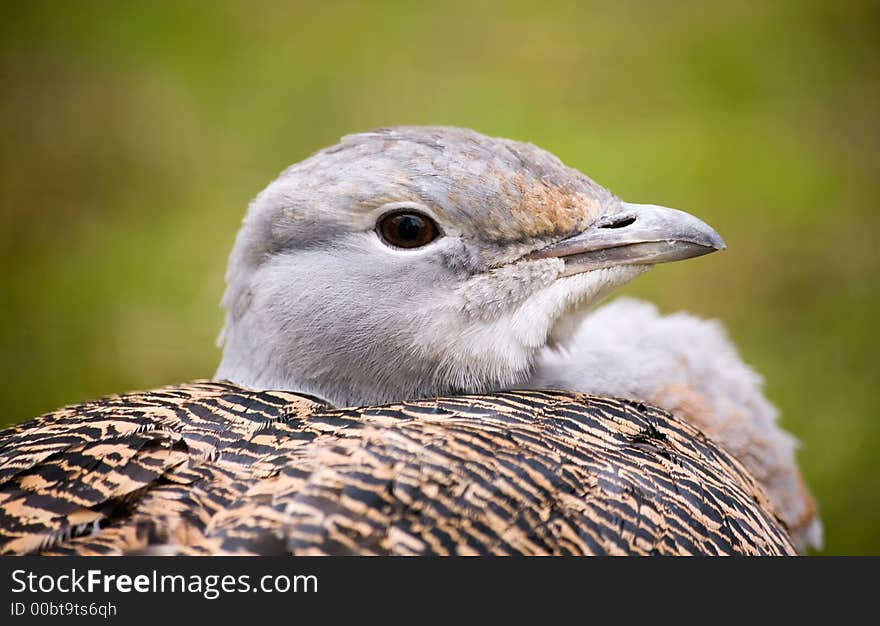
[{"left": 525, "top": 202, "right": 726, "bottom": 276}]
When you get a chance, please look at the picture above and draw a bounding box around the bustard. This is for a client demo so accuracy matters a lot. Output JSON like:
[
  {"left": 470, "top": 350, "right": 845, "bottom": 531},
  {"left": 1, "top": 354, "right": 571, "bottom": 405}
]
[{"left": 0, "top": 126, "right": 820, "bottom": 555}]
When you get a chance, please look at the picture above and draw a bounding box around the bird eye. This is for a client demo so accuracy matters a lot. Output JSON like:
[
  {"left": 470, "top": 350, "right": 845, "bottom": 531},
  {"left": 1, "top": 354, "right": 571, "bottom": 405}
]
[{"left": 377, "top": 211, "right": 440, "bottom": 249}]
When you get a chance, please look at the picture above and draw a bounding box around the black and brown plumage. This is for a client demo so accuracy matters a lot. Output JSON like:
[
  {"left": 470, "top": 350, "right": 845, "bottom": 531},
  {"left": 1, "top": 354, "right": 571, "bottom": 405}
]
[
  {"left": 0, "top": 127, "right": 819, "bottom": 555},
  {"left": 0, "top": 382, "right": 794, "bottom": 555}
]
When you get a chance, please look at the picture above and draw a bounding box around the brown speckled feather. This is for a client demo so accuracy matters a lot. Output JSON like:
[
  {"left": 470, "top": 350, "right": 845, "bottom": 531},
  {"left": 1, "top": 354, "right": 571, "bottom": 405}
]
[{"left": 0, "top": 381, "right": 795, "bottom": 555}]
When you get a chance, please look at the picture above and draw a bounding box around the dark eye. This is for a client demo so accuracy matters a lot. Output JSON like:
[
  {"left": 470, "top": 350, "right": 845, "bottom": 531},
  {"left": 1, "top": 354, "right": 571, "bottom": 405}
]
[{"left": 377, "top": 211, "right": 440, "bottom": 249}]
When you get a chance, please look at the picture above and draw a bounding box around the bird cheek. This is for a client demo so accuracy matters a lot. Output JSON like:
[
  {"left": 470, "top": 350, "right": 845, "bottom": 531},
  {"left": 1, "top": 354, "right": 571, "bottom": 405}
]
[{"left": 456, "top": 259, "right": 564, "bottom": 322}]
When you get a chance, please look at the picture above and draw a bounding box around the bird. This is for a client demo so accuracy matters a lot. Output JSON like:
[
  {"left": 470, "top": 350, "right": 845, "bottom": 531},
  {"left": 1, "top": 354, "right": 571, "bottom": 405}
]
[{"left": 0, "top": 126, "right": 819, "bottom": 555}]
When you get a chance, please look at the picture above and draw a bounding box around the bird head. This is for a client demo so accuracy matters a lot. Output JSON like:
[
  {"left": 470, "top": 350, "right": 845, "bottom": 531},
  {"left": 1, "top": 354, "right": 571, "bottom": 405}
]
[{"left": 216, "top": 126, "right": 724, "bottom": 406}]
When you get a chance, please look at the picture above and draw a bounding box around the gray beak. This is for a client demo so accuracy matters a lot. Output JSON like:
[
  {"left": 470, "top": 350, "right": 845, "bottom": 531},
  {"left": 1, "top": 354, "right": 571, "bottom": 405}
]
[{"left": 526, "top": 202, "right": 726, "bottom": 276}]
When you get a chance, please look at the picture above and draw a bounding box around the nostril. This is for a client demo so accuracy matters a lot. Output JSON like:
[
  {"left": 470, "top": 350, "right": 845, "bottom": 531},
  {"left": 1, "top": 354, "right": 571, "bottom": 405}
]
[{"left": 599, "top": 215, "right": 636, "bottom": 229}]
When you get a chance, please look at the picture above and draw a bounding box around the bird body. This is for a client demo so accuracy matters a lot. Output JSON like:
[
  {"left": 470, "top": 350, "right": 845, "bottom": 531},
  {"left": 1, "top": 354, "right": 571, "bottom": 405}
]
[
  {"left": 0, "top": 126, "right": 819, "bottom": 554},
  {"left": 0, "top": 382, "right": 795, "bottom": 555}
]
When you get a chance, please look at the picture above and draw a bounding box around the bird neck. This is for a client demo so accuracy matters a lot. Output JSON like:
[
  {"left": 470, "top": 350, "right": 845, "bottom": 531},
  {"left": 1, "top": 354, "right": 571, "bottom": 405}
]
[{"left": 214, "top": 306, "right": 538, "bottom": 408}]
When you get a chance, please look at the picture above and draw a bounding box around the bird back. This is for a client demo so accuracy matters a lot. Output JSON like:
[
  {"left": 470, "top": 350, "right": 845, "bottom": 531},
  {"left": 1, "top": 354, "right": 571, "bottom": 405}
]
[{"left": 0, "top": 381, "right": 795, "bottom": 555}]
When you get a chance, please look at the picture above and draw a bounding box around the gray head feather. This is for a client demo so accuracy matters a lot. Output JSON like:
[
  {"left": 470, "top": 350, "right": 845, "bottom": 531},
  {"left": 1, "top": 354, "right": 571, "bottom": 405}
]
[{"left": 216, "top": 126, "right": 681, "bottom": 406}]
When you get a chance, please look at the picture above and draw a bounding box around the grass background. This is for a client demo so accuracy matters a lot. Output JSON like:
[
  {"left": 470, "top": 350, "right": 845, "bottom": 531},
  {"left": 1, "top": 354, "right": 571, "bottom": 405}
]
[{"left": 1, "top": 1, "right": 877, "bottom": 554}]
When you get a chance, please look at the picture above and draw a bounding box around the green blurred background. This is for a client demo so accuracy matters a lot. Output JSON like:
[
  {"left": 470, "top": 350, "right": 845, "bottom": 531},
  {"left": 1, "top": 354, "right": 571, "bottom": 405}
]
[{"left": 1, "top": 1, "right": 877, "bottom": 554}]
